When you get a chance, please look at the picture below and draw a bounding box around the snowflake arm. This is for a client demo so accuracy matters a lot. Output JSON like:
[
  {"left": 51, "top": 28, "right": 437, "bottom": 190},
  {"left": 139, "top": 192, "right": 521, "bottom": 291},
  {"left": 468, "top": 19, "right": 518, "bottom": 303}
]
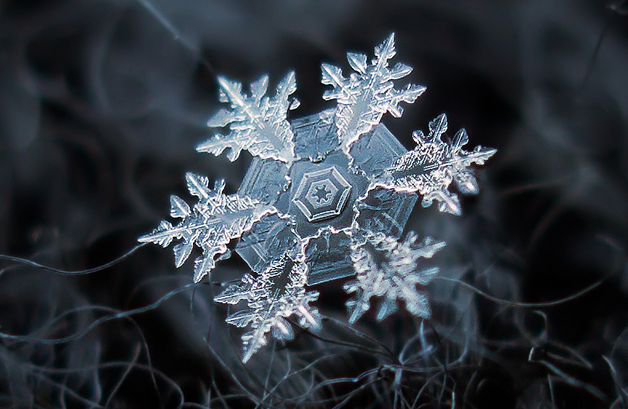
[
  {"left": 373, "top": 114, "right": 496, "bottom": 215},
  {"left": 344, "top": 230, "right": 445, "bottom": 324},
  {"left": 321, "top": 33, "right": 425, "bottom": 154},
  {"left": 138, "top": 173, "right": 279, "bottom": 283},
  {"left": 214, "top": 251, "right": 321, "bottom": 363},
  {"left": 198, "top": 72, "right": 300, "bottom": 162}
]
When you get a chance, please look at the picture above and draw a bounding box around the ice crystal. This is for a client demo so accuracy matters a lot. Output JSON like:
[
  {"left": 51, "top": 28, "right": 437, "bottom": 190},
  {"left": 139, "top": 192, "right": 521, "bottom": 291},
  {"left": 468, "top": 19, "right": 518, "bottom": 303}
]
[
  {"left": 344, "top": 230, "right": 445, "bottom": 324},
  {"left": 140, "top": 34, "right": 495, "bottom": 362},
  {"left": 373, "top": 114, "right": 497, "bottom": 215},
  {"left": 198, "top": 71, "right": 300, "bottom": 162},
  {"left": 214, "top": 250, "right": 321, "bottom": 363},
  {"left": 138, "top": 172, "right": 278, "bottom": 283},
  {"left": 321, "top": 33, "right": 426, "bottom": 153}
]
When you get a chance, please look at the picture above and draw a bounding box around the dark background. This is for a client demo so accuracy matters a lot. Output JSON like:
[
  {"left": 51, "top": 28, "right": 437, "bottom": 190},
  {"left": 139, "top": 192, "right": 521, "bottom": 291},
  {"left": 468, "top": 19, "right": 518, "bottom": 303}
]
[{"left": 1, "top": 0, "right": 628, "bottom": 407}]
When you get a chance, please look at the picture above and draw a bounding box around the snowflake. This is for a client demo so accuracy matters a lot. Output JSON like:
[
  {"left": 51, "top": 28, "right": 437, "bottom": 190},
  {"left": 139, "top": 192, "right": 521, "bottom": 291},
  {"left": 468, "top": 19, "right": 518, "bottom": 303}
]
[{"left": 140, "top": 34, "right": 495, "bottom": 362}]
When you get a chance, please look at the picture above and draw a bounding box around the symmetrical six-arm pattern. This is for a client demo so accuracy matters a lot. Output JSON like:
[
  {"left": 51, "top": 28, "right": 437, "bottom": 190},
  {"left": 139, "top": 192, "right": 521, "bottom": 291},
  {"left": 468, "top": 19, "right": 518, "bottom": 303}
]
[{"left": 139, "top": 34, "right": 495, "bottom": 363}]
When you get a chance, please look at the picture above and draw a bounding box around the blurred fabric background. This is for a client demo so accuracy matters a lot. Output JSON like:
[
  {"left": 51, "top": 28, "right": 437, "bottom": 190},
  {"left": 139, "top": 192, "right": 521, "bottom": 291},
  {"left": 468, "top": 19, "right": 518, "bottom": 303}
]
[{"left": 1, "top": 0, "right": 628, "bottom": 407}]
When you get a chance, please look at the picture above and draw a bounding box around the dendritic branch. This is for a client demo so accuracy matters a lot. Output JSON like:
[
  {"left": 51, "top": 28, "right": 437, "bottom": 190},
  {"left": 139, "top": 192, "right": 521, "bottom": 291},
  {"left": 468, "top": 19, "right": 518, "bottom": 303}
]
[
  {"left": 372, "top": 113, "right": 496, "bottom": 215},
  {"left": 321, "top": 33, "right": 425, "bottom": 154},
  {"left": 215, "top": 246, "right": 321, "bottom": 363},
  {"left": 198, "top": 72, "right": 300, "bottom": 162},
  {"left": 344, "top": 230, "right": 445, "bottom": 324},
  {"left": 138, "top": 173, "right": 278, "bottom": 283}
]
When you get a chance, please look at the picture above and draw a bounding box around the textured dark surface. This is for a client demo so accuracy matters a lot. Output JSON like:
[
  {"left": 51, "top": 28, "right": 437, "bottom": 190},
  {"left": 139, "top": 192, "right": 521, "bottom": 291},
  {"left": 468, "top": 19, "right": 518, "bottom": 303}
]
[{"left": 1, "top": 0, "right": 627, "bottom": 407}]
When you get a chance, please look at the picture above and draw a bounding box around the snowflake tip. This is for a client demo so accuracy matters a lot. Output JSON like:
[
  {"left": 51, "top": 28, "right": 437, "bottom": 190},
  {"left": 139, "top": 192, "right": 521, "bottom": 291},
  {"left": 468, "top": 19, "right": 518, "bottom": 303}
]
[
  {"left": 216, "top": 76, "right": 244, "bottom": 104},
  {"left": 170, "top": 195, "right": 191, "bottom": 218},
  {"left": 456, "top": 173, "right": 480, "bottom": 195},
  {"left": 196, "top": 136, "right": 240, "bottom": 162},
  {"left": 137, "top": 220, "right": 173, "bottom": 247},
  {"left": 347, "top": 52, "right": 368, "bottom": 74},
  {"left": 242, "top": 331, "right": 268, "bottom": 364},
  {"left": 346, "top": 297, "right": 371, "bottom": 325},
  {"left": 374, "top": 32, "right": 396, "bottom": 63},
  {"left": 320, "top": 63, "right": 346, "bottom": 100},
  {"left": 276, "top": 71, "right": 298, "bottom": 100},
  {"left": 404, "top": 292, "right": 431, "bottom": 319},
  {"left": 389, "top": 62, "right": 413, "bottom": 80},
  {"left": 376, "top": 298, "right": 399, "bottom": 321},
  {"left": 249, "top": 75, "right": 270, "bottom": 101},
  {"left": 193, "top": 252, "right": 218, "bottom": 283},
  {"left": 225, "top": 309, "right": 256, "bottom": 328},
  {"left": 296, "top": 303, "right": 322, "bottom": 330},
  {"left": 472, "top": 146, "right": 498, "bottom": 165},
  {"left": 173, "top": 241, "right": 194, "bottom": 268},
  {"left": 451, "top": 127, "right": 469, "bottom": 150},
  {"left": 206, "top": 108, "right": 232, "bottom": 128},
  {"left": 271, "top": 317, "right": 294, "bottom": 340},
  {"left": 429, "top": 113, "right": 448, "bottom": 138},
  {"left": 413, "top": 266, "right": 439, "bottom": 286},
  {"left": 422, "top": 191, "right": 462, "bottom": 216},
  {"left": 213, "top": 274, "right": 254, "bottom": 305},
  {"left": 185, "top": 172, "right": 212, "bottom": 199}
]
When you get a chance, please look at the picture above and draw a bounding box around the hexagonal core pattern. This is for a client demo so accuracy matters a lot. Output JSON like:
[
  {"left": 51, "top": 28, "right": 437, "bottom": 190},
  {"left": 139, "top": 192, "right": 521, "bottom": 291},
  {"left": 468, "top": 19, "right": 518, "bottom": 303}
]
[
  {"left": 306, "top": 181, "right": 336, "bottom": 207},
  {"left": 292, "top": 166, "right": 351, "bottom": 222}
]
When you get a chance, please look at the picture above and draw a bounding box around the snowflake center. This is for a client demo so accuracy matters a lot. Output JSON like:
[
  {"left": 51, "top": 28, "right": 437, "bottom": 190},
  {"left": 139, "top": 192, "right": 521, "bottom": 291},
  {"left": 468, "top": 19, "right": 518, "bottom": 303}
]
[
  {"left": 313, "top": 185, "right": 331, "bottom": 203},
  {"left": 292, "top": 166, "right": 352, "bottom": 223}
]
